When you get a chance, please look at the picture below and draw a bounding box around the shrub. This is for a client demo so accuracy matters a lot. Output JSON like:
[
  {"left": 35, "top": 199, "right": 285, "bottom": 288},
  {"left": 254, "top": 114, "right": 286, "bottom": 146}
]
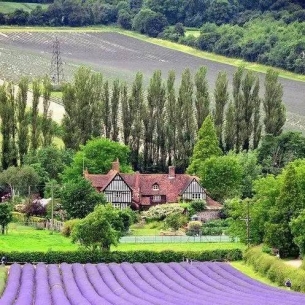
[
  {"left": 142, "top": 203, "right": 184, "bottom": 221},
  {"left": 0, "top": 265, "right": 7, "bottom": 295},
  {"left": 244, "top": 246, "right": 305, "bottom": 292},
  {"left": 186, "top": 221, "right": 202, "bottom": 236},
  {"left": 61, "top": 219, "right": 80, "bottom": 237},
  {"left": 0, "top": 249, "right": 242, "bottom": 264}
]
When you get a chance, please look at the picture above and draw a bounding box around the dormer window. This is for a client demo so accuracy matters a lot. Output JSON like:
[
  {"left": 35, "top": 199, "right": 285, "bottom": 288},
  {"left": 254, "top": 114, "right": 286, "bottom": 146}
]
[{"left": 152, "top": 184, "right": 159, "bottom": 191}]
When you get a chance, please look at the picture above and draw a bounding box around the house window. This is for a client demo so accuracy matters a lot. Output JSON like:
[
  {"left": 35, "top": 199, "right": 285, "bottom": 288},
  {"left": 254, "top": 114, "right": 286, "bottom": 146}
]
[
  {"left": 192, "top": 193, "right": 202, "bottom": 200},
  {"left": 152, "top": 184, "right": 159, "bottom": 191},
  {"left": 152, "top": 195, "right": 161, "bottom": 202},
  {"left": 113, "top": 203, "right": 121, "bottom": 209},
  {"left": 115, "top": 192, "right": 121, "bottom": 198}
]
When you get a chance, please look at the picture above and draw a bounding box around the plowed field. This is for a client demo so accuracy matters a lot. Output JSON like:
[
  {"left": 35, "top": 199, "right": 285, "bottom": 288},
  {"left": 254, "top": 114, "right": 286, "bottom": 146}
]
[{"left": 0, "top": 31, "right": 304, "bottom": 130}]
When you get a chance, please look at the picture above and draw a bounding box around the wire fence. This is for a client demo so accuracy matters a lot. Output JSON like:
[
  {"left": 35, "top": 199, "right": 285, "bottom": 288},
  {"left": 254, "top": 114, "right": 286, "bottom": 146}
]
[{"left": 119, "top": 235, "right": 239, "bottom": 243}]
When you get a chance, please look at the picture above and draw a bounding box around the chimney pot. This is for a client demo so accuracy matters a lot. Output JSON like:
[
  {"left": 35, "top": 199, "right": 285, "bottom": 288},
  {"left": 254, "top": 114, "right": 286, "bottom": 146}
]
[
  {"left": 112, "top": 159, "right": 120, "bottom": 172},
  {"left": 168, "top": 166, "right": 175, "bottom": 178}
]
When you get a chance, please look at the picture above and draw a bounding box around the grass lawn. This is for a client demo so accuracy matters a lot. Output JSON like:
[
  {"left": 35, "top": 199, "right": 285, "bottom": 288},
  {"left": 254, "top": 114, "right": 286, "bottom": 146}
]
[
  {"left": 0, "top": 223, "right": 78, "bottom": 252},
  {"left": 113, "top": 242, "right": 245, "bottom": 252}
]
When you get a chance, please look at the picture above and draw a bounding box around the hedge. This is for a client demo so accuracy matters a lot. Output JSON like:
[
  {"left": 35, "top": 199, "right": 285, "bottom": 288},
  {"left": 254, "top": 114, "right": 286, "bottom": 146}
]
[
  {"left": 0, "top": 249, "right": 242, "bottom": 264},
  {"left": 244, "top": 246, "right": 305, "bottom": 292},
  {"left": 0, "top": 266, "right": 6, "bottom": 295}
]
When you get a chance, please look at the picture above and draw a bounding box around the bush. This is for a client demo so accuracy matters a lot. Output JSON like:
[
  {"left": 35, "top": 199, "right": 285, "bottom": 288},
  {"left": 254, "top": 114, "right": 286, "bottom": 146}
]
[
  {"left": 61, "top": 219, "right": 81, "bottom": 237},
  {"left": 0, "top": 249, "right": 242, "bottom": 264},
  {"left": 244, "top": 246, "right": 305, "bottom": 292},
  {"left": 186, "top": 221, "right": 202, "bottom": 236},
  {"left": 142, "top": 203, "right": 184, "bottom": 221},
  {"left": 0, "top": 265, "right": 7, "bottom": 295}
]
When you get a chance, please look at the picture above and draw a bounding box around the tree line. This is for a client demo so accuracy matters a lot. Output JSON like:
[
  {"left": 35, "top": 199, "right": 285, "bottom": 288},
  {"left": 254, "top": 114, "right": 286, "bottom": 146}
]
[{"left": 61, "top": 66, "right": 285, "bottom": 173}]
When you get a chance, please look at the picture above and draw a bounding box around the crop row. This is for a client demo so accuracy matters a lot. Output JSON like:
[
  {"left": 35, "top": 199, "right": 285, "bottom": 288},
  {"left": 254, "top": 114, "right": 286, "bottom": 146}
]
[{"left": 1, "top": 262, "right": 305, "bottom": 305}]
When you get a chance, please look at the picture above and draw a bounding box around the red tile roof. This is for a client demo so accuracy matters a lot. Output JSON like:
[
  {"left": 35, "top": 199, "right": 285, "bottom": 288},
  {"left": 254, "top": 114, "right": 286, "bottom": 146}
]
[{"left": 84, "top": 162, "right": 222, "bottom": 209}]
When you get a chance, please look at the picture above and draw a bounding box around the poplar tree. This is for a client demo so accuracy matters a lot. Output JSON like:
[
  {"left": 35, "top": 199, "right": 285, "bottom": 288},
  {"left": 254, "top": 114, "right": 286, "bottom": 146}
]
[
  {"left": 31, "top": 79, "right": 41, "bottom": 151},
  {"left": 41, "top": 76, "right": 53, "bottom": 147},
  {"left": 165, "top": 70, "right": 177, "bottom": 166},
  {"left": 111, "top": 79, "right": 120, "bottom": 142},
  {"left": 17, "top": 77, "right": 29, "bottom": 164},
  {"left": 7, "top": 83, "right": 17, "bottom": 166},
  {"left": 194, "top": 66, "right": 210, "bottom": 130},
  {"left": 176, "top": 68, "right": 195, "bottom": 172},
  {"left": 121, "top": 82, "right": 134, "bottom": 146},
  {"left": 213, "top": 71, "right": 229, "bottom": 149},
  {"left": 224, "top": 102, "right": 235, "bottom": 152},
  {"left": 102, "top": 80, "right": 111, "bottom": 138},
  {"left": 263, "top": 69, "right": 286, "bottom": 136},
  {"left": 232, "top": 66, "right": 244, "bottom": 152},
  {"left": 130, "top": 72, "right": 144, "bottom": 170},
  {"left": 241, "top": 71, "right": 259, "bottom": 151},
  {"left": 0, "top": 83, "right": 14, "bottom": 169},
  {"left": 253, "top": 88, "right": 262, "bottom": 149},
  {"left": 62, "top": 67, "right": 103, "bottom": 149},
  {"left": 187, "top": 115, "right": 222, "bottom": 176}
]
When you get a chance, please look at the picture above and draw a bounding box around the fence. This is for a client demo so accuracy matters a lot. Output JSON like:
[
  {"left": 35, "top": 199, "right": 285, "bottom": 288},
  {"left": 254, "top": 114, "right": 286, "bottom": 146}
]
[
  {"left": 119, "top": 235, "right": 238, "bottom": 243},
  {"left": 17, "top": 219, "right": 64, "bottom": 232}
]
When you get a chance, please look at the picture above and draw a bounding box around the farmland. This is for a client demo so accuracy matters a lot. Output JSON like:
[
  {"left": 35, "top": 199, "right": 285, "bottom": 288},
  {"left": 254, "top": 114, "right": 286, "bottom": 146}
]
[
  {"left": 0, "top": 30, "right": 305, "bottom": 130},
  {"left": 1, "top": 262, "right": 304, "bottom": 305},
  {"left": 0, "top": 2, "right": 48, "bottom": 14}
]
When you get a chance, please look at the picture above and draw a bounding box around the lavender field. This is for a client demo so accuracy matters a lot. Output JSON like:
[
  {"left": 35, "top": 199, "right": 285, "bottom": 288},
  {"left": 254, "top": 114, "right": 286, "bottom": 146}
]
[{"left": 0, "top": 262, "right": 304, "bottom": 305}]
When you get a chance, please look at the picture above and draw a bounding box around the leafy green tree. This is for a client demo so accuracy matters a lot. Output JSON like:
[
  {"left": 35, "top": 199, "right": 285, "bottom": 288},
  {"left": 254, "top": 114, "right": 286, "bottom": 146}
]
[
  {"left": 224, "top": 101, "right": 235, "bottom": 152},
  {"left": 290, "top": 210, "right": 305, "bottom": 257},
  {"left": 61, "top": 177, "right": 106, "bottom": 219},
  {"left": 187, "top": 115, "right": 222, "bottom": 175},
  {"left": 176, "top": 68, "right": 196, "bottom": 172},
  {"left": 213, "top": 71, "right": 229, "bottom": 149},
  {"left": 41, "top": 76, "right": 53, "bottom": 147},
  {"left": 31, "top": 79, "right": 41, "bottom": 151},
  {"left": 0, "top": 82, "right": 16, "bottom": 169},
  {"left": 165, "top": 213, "right": 188, "bottom": 232},
  {"left": 264, "top": 164, "right": 303, "bottom": 257},
  {"left": 199, "top": 155, "right": 243, "bottom": 202},
  {"left": 102, "top": 80, "right": 111, "bottom": 138},
  {"left": 118, "top": 9, "right": 132, "bottom": 29},
  {"left": 24, "top": 146, "right": 74, "bottom": 182},
  {"left": 257, "top": 131, "right": 305, "bottom": 175},
  {"left": 111, "top": 79, "right": 120, "bottom": 142},
  {"left": 62, "top": 138, "right": 132, "bottom": 182},
  {"left": 62, "top": 67, "right": 103, "bottom": 149},
  {"left": 0, "top": 203, "right": 12, "bottom": 234},
  {"left": 121, "top": 82, "right": 134, "bottom": 146},
  {"left": 130, "top": 72, "right": 144, "bottom": 170},
  {"left": 194, "top": 66, "right": 210, "bottom": 130},
  {"left": 253, "top": 90, "right": 262, "bottom": 149},
  {"left": 0, "top": 165, "right": 40, "bottom": 196},
  {"left": 71, "top": 204, "right": 133, "bottom": 251},
  {"left": 263, "top": 69, "right": 286, "bottom": 136},
  {"left": 17, "top": 77, "right": 29, "bottom": 164},
  {"left": 165, "top": 70, "right": 177, "bottom": 166}
]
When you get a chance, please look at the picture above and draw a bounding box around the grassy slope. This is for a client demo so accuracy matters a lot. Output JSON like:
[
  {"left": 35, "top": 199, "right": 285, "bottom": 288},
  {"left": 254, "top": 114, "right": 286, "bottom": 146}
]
[
  {"left": 0, "top": 26, "right": 304, "bottom": 82},
  {"left": 0, "top": 2, "right": 48, "bottom": 14}
]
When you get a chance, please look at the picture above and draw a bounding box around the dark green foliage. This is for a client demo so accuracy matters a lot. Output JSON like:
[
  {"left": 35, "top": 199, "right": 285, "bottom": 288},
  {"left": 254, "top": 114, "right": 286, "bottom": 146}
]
[
  {"left": 60, "top": 177, "right": 106, "bottom": 219},
  {"left": 257, "top": 131, "right": 305, "bottom": 175},
  {"left": 30, "top": 79, "right": 41, "bottom": 151},
  {"left": 0, "top": 203, "right": 12, "bottom": 234},
  {"left": 187, "top": 115, "right": 222, "bottom": 176},
  {"left": 0, "top": 248, "right": 242, "bottom": 264}
]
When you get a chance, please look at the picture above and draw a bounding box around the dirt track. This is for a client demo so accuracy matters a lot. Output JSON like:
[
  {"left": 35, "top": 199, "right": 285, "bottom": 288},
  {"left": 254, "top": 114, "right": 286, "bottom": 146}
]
[{"left": 0, "top": 31, "right": 304, "bottom": 129}]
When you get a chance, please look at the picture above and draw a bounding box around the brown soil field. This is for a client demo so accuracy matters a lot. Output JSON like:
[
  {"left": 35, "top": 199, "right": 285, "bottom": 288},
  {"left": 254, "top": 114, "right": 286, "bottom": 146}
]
[{"left": 0, "top": 31, "right": 304, "bottom": 130}]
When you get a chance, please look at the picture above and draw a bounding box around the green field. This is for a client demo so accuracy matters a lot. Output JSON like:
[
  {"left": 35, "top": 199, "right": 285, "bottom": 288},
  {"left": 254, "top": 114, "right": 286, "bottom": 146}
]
[
  {"left": 0, "top": 223, "right": 244, "bottom": 252},
  {"left": 0, "top": 2, "right": 48, "bottom": 14}
]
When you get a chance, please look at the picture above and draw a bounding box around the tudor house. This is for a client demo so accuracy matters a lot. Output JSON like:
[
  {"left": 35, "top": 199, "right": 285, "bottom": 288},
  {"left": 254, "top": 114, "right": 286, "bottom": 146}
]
[{"left": 84, "top": 160, "right": 222, "bottom": 220}]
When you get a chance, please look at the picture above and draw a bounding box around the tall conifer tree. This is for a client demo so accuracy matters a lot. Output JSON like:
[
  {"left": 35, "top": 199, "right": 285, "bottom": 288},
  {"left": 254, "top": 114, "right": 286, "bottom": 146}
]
[
  {"left": 111, "top": 79, "right": 120, "bottom": 142},
  {"left": 31, "top": 79, "right": 41, "bottom": 151}
]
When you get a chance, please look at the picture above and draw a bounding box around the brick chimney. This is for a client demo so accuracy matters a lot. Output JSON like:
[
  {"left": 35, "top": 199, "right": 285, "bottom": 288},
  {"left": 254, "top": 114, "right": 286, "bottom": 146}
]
[
  {"left": 168, "top": 166, "right": 176, "bottom": 179},
  {"left": 112, "top": 159, "right": 120, "bottom": 172}
]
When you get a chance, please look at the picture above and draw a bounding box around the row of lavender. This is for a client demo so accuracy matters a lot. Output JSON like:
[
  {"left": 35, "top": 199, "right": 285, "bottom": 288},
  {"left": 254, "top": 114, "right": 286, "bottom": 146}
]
[{"left": 1, "top": 262, "right": 305, "bottom": 305}]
